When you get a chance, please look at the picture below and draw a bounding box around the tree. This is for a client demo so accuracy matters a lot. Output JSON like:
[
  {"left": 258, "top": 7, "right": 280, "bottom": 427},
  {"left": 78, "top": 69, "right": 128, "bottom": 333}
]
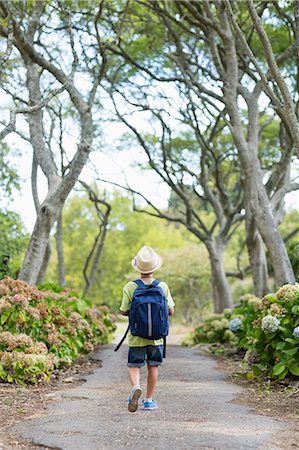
[
  {"left": 103, "top": 0, "right": 297, "bottom": 292},
  {"left": 0, "top": 0, "right": 108, "bottom": 285},
  {"left": 80, "top": 182, "right": 111, "bottom": 297}
]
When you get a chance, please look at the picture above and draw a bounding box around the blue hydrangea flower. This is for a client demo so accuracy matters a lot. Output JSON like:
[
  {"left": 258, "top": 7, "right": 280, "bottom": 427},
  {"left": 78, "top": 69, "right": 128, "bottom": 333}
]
[
  {"left": 293, "top": 326, "right": 299, "bottom": 338},
  {"left": 229, "top": 318, "right": 243, "bottom": 332},
  {"left": 261, "top": 315, "right": 280, "bottom": 333}
]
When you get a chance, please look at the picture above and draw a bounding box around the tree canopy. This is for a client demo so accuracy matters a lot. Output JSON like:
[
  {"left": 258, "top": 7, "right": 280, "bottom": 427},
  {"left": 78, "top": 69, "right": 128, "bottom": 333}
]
[{"left": 0, "top": 0, "right": 298, "bottom": 314}]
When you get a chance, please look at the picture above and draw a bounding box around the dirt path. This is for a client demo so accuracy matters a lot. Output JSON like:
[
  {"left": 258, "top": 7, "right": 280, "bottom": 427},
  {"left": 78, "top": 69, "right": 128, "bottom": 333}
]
[{"left": 10, "top": 342, "right": 293, "bottom": 450}]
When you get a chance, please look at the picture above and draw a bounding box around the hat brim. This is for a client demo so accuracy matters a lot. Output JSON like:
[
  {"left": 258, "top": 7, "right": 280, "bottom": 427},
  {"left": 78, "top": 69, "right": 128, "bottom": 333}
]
[{"left": 131, "top": 256, "right": 162, "bottom": 274}]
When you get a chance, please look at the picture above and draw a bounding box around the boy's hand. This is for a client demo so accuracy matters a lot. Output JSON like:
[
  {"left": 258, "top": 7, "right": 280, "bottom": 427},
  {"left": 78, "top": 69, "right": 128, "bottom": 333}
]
[{"left": 119, "top": 310, "right": 129, "bottom": 316}]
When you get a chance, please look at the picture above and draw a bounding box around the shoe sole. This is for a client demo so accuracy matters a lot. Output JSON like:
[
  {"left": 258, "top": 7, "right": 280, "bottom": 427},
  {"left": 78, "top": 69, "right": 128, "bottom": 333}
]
[
  {"left": 128, "top": 388, "right": 142, "bottom": 413},
  {"left": 143, "top": 406, "right": 158, "bottom": 410}
]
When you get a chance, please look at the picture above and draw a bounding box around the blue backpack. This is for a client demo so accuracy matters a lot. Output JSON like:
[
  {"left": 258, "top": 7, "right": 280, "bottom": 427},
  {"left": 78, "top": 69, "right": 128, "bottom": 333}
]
[
  {"left": 114, "top": 279, "right": 169, "bottom": 356},
  {"left": 129, "top": 279, "right": 169, "bottom": 340}
]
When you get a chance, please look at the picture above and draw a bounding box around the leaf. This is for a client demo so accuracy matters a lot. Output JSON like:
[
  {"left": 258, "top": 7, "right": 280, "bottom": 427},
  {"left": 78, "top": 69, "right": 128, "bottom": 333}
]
[
  {"left": 289, "top": 365, "right": 299, "bottom": 376},
  {"left": 264, "top": 294, "right": 276, "bottom": 303},
  {"left": 276, "top": 342, "right": 286, "bottom": 350},
  {"left": 246, "top": 371, "right": 255, "bottom": 380},
  {"left": 0, "top": 311, "right": 10, "bottom": 325},
  {"left": 252, "top": 365, "right": 261, "bottom": 376},
  {"left": 75, "top": 338, "right": 83, "bottom": 348},
  {"left": 282, "top": 348, "right": 298, "bottom": 356},
  {"left": 277, "top": 368, "right": 289, "bottom": 380},
  {"left": 0, "top": 364, "right": 6, "bottom": 379},
  {"left": 272, "top": 363, "right": 286, "bottom": 376}
]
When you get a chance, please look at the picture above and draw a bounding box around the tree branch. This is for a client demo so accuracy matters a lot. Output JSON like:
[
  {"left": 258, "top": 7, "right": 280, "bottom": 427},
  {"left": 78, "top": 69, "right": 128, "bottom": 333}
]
[{"left": 246, "top": 0, "right": 299, "bottom": 156}]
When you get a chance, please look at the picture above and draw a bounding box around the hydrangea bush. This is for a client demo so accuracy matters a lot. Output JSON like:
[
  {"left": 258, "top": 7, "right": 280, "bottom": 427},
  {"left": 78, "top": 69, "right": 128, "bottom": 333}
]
[
  {"left": 191, "top": 311, "right": 240, "bottom": 347},
  {"left": 190, "top": 284, "right": 299, "bottom": 380},
  {"left": 0, "top": 277, "right": 116, "bottom": 384}
]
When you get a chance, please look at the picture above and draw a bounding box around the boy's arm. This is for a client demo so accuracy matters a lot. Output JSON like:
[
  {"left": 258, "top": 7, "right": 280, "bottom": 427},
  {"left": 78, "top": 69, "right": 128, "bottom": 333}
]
[
  {"left": 161, "top": 282, "right": 175, "bottom": 316},
  {"left": 168, "top": 307, "right": 174, "bottom": 316},
  {"left": 119, "top": 282, "right": 133, "bottom": 317}
]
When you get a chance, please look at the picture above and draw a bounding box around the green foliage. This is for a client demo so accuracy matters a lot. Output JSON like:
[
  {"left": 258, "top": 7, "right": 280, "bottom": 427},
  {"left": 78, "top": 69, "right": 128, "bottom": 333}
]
[
  {"left": 258, "top": 117, "right": 281, "bottom": 167},
  {"left": 191, "top": 307, "right": 241, "bottom": 347},
  {"left": 190, "top": 284, "right": 299, "bottom": 381},
  {"left": 288, "top": 240, "right": 299, "bottom": 282},
  {"left": 279, "top": 210, "right": 299, "bottom": 281},
  {"left": 0, "top": 210, "right": 29, "bottom": 279},
  {"left": 0, "top": 142, "right": 20, "bottom": 199},
  {"left": 0, "top": 277, "right": 116, "bottom": 384}
]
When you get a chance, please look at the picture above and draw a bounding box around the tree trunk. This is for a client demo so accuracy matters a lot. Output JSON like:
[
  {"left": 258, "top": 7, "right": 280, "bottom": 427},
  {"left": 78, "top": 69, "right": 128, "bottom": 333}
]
[
  {"left": 220, "top": 4, "right": 295, "bottom": 288},
  {"left": 19, "top": 201, "right": 59, "bottom": 285},
  {"left": 245, "top": 211, "right": 269, "bottom": 297},
  {"left": 245, "top": 160, "right": 295, "bottom": 286},
  {"left": 55, "top": 212, "right": 66, "bottom": 287},
  {"left": 206, "top": 239, "right": 233, "bottom": 313},
  {"left": 36, "top": 242, "right": 51, "bottom": 285}
]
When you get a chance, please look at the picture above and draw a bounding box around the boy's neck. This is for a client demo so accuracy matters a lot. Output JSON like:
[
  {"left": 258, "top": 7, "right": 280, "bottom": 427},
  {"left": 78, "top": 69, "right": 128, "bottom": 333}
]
[{"left": 140, "top": 273, "right": 154, "bottom": 280}]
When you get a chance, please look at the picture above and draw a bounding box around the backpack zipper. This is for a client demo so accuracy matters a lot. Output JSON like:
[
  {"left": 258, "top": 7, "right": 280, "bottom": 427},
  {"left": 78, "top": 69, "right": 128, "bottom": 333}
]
[{"left": 148, "top": 303, "right": 152, "bottom": 337}]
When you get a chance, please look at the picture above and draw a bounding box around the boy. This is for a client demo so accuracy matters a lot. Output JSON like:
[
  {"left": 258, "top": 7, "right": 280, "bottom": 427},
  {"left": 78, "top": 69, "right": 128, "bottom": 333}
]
[{"left": 119, "top": 245, "right": 175, "bottom": 412}]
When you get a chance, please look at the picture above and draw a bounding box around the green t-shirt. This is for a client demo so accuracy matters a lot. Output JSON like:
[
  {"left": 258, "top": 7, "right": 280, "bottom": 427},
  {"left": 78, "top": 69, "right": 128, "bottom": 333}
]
[{"left": 120, "top": 279, "right": 175, "bottom": 347}]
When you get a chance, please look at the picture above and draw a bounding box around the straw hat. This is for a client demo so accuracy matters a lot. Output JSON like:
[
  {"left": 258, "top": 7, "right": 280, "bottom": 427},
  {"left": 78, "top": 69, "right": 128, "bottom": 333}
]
[{"left": 131, "top": 246, "right": 162, "bottom": 274}]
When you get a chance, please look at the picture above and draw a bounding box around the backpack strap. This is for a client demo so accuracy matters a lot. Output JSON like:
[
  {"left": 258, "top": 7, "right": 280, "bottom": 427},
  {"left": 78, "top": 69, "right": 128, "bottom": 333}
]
[
  {"left": 114, "top": 323, "right": 130, "bottom": 352},
  {"left": 163, "top": 336, "right": 166, "bottom": 358},
  {"left": 114, "top": 280, "right": 144, "bottom": 352}
]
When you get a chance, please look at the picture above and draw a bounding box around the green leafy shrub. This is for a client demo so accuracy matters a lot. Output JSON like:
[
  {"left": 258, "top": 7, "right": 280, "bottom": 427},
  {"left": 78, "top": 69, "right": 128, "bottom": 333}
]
[
  {"left": 0, "top": 277, "right": 116, "bottom": 384},
  {"left": 191, "top": 312, "right": 239, "bottom": 346},
  {"left": 190, "top": 284, "right": 299, "bottom": 380},
  {"left": 239, "top": 284, "right": 299, "bottom": 380}
]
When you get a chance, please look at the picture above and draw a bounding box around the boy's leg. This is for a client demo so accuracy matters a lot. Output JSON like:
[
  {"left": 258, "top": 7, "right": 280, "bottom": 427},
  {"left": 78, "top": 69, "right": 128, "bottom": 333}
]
[
  {"left": 128, "top": 367, "right": 140, "bottom": 387},
  {"left": 142, "top": 345, "right": 163, "bottom": 410},
  {"left": 127, "top": 347, "right": 146, "bottom": 385},
  {"left": 146, "top": 365, "right": 159, "bottom": 399},
  {"left": 127, "top": 347, "right": 145, "bottom": 412}
]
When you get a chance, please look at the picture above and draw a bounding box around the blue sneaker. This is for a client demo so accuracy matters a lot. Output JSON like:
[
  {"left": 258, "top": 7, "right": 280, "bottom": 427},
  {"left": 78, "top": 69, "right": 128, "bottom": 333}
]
[
  {"left": 128, "top": 385, "right": 142, "bottom": 413},
  {"left": 142, "top": 399, "right": 158, "bottom": 410}
]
